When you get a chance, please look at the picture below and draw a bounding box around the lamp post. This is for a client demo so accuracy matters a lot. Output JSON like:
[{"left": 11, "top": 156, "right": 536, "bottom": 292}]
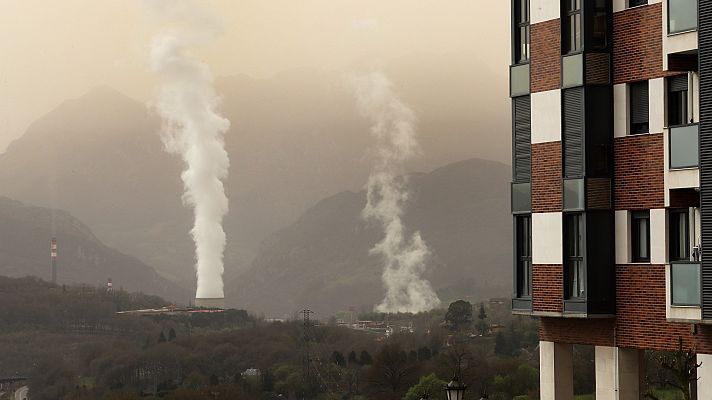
[{"left": 445, "top": 375, "right": 467, "bottom": 400}]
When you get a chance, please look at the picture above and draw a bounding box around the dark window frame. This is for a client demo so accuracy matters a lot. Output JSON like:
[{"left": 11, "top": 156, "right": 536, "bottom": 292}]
[
  {"left": 632, "top": 211, "right": 651, "bottom": 262},
  {"left": 669, "top": 208, "right": 690, "bottom": 262},
  {"left": 564, "top": 213, "right": 585, "bottom": 299},
  {"left": 667, "top": 74, "right": 690, "bottom": 128},
  {"left": 629, "top": 81, "right": 650, "bottom": 135},
  {"left": 562, "top": 0, "right": 583, "bottom": 54},
  {"left": 513, "top": 0, "right": 530, "bottom": 64},
  {"left": 628, "top": 0, "right": 648, "bottom": 8},
  {"left": 515, "top": 215, "right": 533, "bottom": 298}
]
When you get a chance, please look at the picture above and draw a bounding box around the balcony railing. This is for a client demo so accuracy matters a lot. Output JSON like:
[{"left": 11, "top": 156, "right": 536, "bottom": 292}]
[
  {"left": 668, "top": 0, "right": 698, "bottom": 34},
  {"left": 671, "top": 262, "right": 701, "bottom": 306},
  {"left": 563, "top": 178, "right": 612, "bottom": 211},
  {"left": 510, "top": 64, "right": 530, "bottom": 97},
  {"left": 511, "top": 182, "right": 531, "bottom": 213},
  {"left": 669, "top": 123, "right": 699, "bottom": 169}
]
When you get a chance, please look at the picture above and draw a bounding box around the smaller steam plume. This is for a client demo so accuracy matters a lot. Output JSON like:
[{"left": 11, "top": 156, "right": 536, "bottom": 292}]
[
  {"left": 147, "top": 0, "right": 230, "bottom": 300},
  {"left": 352, "top": 71, "right": 440, "bottom": 313}
]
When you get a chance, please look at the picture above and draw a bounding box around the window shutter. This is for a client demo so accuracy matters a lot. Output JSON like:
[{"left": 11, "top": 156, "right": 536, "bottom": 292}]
[
  {"left": 669, "top": 74, "right": 689, "bottom": 93},
  {"left": 513, "top": 96, "right": 531, "bottom": 182},
  {"left": 563, "top": 87, "right": 584, "bottom": 178},
  {"left": 630, "top": 82, "right": 649, "bottom": 125}
]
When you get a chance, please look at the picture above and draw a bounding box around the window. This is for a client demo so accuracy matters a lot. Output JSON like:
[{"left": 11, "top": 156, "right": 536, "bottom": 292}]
[
  {"left": 630, "top": 81, "right": 649, "bottom": 135},
  {"left": 632, "top": 211, "right": 650, "bottom": 262},
  {"left": 564, "top": 213, "right": 585, "bottom": 299},
  {"left": 628, "top": 0, "right": 647, "bottom": 7},
  {"left": 514, "top": 0, "right": 530, "bottom": 64},
  {"left": 563, "top": 0, "right": 582, "bottom": 53},
  {"left": 591, "top": 0, "right": 609, "bottom": 49},
  {"left": 670, "top": 209, "right": 690, "bottom": 261},
  {"left": 516, "top": 215, "right": 532, "bottom": 298},
  {"left": 668, "top": 75, "right": 689, "bottom": 127}
]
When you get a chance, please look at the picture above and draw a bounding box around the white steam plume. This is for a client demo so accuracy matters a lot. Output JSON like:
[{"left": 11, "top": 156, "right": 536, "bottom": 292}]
[
  {"left": 147, "top": 0, "right": 230, "bottom": 299},
  {"left": 352, "top": 71, "right": 440, "bottom": 313}
]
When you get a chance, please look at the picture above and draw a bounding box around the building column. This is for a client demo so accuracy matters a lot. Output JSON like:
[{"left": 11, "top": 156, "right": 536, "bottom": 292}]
[
  {"left": 595, "top": 346, "right": 643, "bottom": 400},
  {"left": 540, "top": 341, "right": 573, "bottom": 400},
  {"left": 698, "top": 354, "right": 712, "bottom": 400}
]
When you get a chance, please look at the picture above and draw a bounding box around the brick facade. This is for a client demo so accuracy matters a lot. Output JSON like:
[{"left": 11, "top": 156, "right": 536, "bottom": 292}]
[
  {"left": 539, "top": 265, "right": 712, "bottom": 354},
  {"left": 612, "top": 3, "right": 664, "bottom": 85},
  {"left": 532, "top": 141, "right": 562, "bottom": 213},
  {"left": 531, "top": 19, "right": 561, "bottom": 93},
  {"left": 614, "top": 133, "right": 665, "bottom": 210},
  {"left": 532, "top": 264, "right": 564, "bottom": 314}
]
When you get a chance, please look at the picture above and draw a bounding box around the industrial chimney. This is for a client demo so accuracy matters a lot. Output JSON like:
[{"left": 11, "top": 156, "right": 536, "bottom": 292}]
[{"left": 50, "top": 238, "right": 57, "bottom": 284}]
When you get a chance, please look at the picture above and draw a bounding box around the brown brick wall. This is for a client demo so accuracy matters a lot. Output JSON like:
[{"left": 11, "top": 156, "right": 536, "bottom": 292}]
[
  {"left": 533, "top": 264, "right": 563, "bottom": 314},
  {"left": 615, "top": 265, "right": 712, "bottom": 354},
  {"left": 531, "top": 19, "right": 561, "bottom": 93},
  {"left": 540, "top": 318, "right": 615, "bottom": 347},
  {"left": 613, "top": 3, "right": 664, "bottom": 84},
  {"left": 532, "top": 141, "right": 562, "bottom": 213},
  {"left": 538, "top": 265, "right": 712, "bottom": 354},
  {"left": 614, "top": 133, "right": 664, "bottom": 210}
]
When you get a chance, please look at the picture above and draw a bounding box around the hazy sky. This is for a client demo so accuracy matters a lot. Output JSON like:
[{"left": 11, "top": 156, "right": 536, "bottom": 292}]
[{"left": 0, "top": 0, "right": 509, "bottom": 152}]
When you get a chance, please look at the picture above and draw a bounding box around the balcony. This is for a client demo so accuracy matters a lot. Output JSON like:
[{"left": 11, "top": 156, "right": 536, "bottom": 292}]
[
  {"left": 563, "top": 178, "right": 612, "bottom": 211},
  {"left": 671, "top": 262, "right": 701, "bottom": 306},
  {"left": 510, "top": 64, "right": 530, "bottom": 97},
  {"left": 561, "top": 53, "right": 610, "bottom": 88},
  {"left": 668, "top": 0, "right": 697, "bottom": 35},
  {"left": 669, "top": 124, "right": 699, "bottom": 169},
  {"left": 511, "top": 182, "right": 531, "bottom": 213}
]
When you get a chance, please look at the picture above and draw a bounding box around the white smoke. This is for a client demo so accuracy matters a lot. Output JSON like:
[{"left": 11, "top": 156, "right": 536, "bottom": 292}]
[
  {"left": 146, "top": 0, "right": 230, "bottom": 299},
  {"left": 352, "top": 71, "right": 440, "bottom": 313}
]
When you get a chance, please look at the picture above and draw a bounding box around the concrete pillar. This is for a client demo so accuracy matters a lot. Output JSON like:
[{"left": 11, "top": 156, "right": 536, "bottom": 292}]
[
  {"left": 698, "top": 354, "right": 712, "bottom": 400},
  {"left": 540, "top": 341, "right": 574, "bottom": 400},
  {"left": 595, "top": 346, "right": 643, "bottom": 400}
]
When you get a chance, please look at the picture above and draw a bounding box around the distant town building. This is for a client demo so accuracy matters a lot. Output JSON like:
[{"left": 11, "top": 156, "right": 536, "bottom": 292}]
[{"left": 510, "top": 0, "right": 712, "bottom": 398}]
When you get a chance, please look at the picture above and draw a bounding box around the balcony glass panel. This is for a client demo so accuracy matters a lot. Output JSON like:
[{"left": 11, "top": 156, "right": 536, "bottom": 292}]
[
  {"left": 512, "top": 182, "right": 531, "bottom": 213},
  {"left": 671, "top": 263, "right": 701, "bottom": 306},
  {"left": 563, "top": 178, "right": 585, "bottom": 210},
  {"left": 562, "top": 53, "right": 583, "bottom": 88},
  {"left": 668, "top": 0, "right": 697, "bottom": 34},
  {"left": 669, "top": 124, "right": 699, "bottom": 169},
  {"left": 510, "top": 64, "right": 530, "bottom": 97}
]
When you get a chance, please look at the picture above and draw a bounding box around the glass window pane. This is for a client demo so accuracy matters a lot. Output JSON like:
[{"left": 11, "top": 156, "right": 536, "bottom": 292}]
[
  {"left": 669, "top": 0, "right": 698, "bottom": 34},
  {"left": 671, "top": 263, "right": 700, "bottom": 305},
  {"left": 564, "top": 178, "right": 585, "bottom": 210},
  {"left": 670, "top": 124, "right": 699, "bottom": 169},
  {"left": 562, "top": 53, "right": 584, "bottom": 87}
]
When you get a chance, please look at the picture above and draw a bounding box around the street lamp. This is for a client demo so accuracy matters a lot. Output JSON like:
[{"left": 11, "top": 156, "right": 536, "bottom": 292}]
[{"left": 445, "top": 375, "right": 467, "bottom": 400}]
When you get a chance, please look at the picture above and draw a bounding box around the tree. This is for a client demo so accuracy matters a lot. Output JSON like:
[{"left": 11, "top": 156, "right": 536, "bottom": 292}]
[
  {"left": 331, "top": 351, "right": 346, "bottom": 367},
  {"left": 366, "top": 343, "right": 417, "bottom": 398},
  {"left": 444, "top": 300, "right": 473, "bottom": 331},
  {"left": 646, "top": 338, "right": 701, "bottom": 400},
  {"left": 403, "top": 374, "right": 447, "bottom": 400},
  {"left": 348, "top": 350, "right": 359, "bottom": 366},
  {"left": 494, "top": 332, "right": 509, "bottom": 356},
  {"left": 360, "top": 350, "right": 373, "bottom": 365},
  {"left": 168, "top": 328, "right": 177, "bottom": 341},
  {"left": 158, "top": 332, "right": 167, "bottom": 343},
  {"left": 475, "top": 303, "right": 489, "bottom": 336},
  {"left": 417, "top": 347, "right": 432, "bottom": 361}
]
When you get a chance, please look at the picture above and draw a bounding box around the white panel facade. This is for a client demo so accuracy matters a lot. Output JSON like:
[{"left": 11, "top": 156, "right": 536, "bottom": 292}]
[
  {"left": 531, "top": 0, "right": 560, "bottom": 24},
  {"left": 533, "top": 212, "right": 563, "bottom": 264},
  {"left": 650, "top": 208, "right": 667, "bottom": 264},
  {"left": 613, "top": 84, "right": 628, "bottom": 138},
  {"left": 531, "top": 89, "right": 562, "bottom": 144},
  {"left": 649, "top": 78, "right": 665, "bottom": 134},
  {"left": 615, "top": 210, "right": 630, "bottom": 264}
]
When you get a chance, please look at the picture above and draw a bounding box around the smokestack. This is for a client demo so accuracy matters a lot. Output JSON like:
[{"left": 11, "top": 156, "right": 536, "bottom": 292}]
[
  {"left": 50, "top": 238, "right": 57, "bottom": 284},
  {"left": 194, "top": 297, "right": 225, "bottom": 309}
]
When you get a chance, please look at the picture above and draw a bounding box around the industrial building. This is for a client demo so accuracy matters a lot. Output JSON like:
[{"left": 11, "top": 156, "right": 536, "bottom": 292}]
[{"left": 510, "top": 0, "right": 712, "bottom": 397}]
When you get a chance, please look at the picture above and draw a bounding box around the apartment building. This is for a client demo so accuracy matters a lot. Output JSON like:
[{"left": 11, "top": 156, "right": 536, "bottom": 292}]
[{"left": 509, "top": 0, "right": 712, "bottom": 398}]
